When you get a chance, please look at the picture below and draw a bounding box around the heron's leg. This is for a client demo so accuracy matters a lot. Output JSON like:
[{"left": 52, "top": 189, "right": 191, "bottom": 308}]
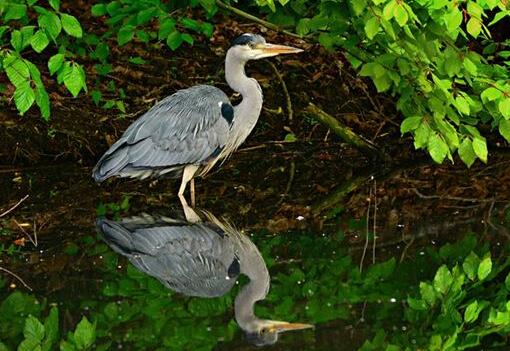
[
  {"left": 190, "top": 179, "right": 196, "bottom": 207},
  {"left": 178, "top": 164, "right": 199, "bottom": 200},
  {"left": 179, "top": 195, "right": 201, "bottom": 223}
]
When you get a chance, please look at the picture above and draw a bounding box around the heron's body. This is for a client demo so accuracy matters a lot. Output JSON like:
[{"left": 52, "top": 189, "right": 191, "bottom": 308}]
[
  {"left": 92, "top": 34, "right": 302, "bottom": 203},
  {"left": 97, "top": 208, "right": 312, "bottom": 345},
  {"left": 97, "top": 213, "right": 243, "bottom": 297}
]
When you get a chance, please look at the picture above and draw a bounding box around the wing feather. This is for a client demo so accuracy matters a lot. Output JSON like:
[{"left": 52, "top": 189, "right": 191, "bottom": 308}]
[{"left": 93, "top": 85, "right": 232, "bottom": 182}]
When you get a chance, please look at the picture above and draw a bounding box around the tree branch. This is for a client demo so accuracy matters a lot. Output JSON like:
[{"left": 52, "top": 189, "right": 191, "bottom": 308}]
[{"left": 304, "top": 103, "right": 382, "bottom": 157}]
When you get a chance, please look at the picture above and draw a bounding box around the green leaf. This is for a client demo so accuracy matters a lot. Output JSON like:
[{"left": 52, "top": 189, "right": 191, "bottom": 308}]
[
  {"left": 464, "top": 300, "right": 480, "bottom": 323},
  {"left": 466, "top": 18, "right": 481, "bottom": 37},
  {"left": 498, "top": 98, "right": 510, "bottom": 119},
  {"left": 38, "top": 12, "right": 62, "bottom": 41},
  {"left": 382, "top": 0, "right": 397, "bottom": 20},
  {"left": 18, "top": 338, "right": 41, "bottom": 351},
  {"left": 14, "top": 85, "right": 36, "bottom": 115},
  {"left": 472, "top": 137, "right": 488, "bottom": 163},
  {"left": 5, "top": 4, "right": 27, "bottom": 21},
  {"left": 60, "top": 14, "right": 82, "bottom": 38},
  {"left": 74, "top": 317, "right": 95, "bottom": 350},
  {"left": 414, "top": 123, "right": 430, "bottom": 149},
  {"left": 91, "top": 4, "right": 107, "bottom": 16},
  {"left": 10, "top": 30, "right": 23, "bottom": 52},
  {"left": 463, "top": 58, "right": 478, "bottom": 76},
  {"left": 458, "top": 138, "right": 476, "bottom": 167},
  {"left": 364, "top": 17, "right": 380, "bottom": 39},
  {"left": 428, "top": 133, "right": 448, "bottom": 163},
  {"left": 35, "top": 86, "right": 50, "bottom": 121},
  {"left": 30, "top": 30, "right": 49, "bottom": 53},
  {"left": 181, "top": 33, "right": 194, "bottom": 45},
  {"left": 477, "top": 256, "right": 492, "bottom": 281},
  {"left": 42, "top": 306, "right": 59, "bottom": 351},
  {"left": 351, "top": 0, "right": 367, "bottom": 15},
  {"left": 48, "top": 53, "right": 64, "bottom": 75},
  {"left": 445, "top": 9, "right": 462, "bottom": 34},
  {"left": 158, "top": 18, "right": 176, "bottom": 40},
  {"left": 407, "top": 297, "right": 427, "bottom": 310},
  {"left": 433, "top": 265, "right": 452, "bottom": 295},
  {"left": 400, "top": 116, "right": 422, "bottom": 134},
  {"left": 284, "top": 133, "right": 297, "bottom": 142},
  {"left": 455, "top": 96, "right": 470, "bottom": 115},
  {"left": 128, "top": 57, "right": 146, "bottom": 65},
  {"left": 117, "top": 25, "right": 135, "bottom": 46},
  {"left": 505, "top": 272, "right": 510, "bottom": 291},
  {"left": 481, "top": 87, "right": 503, "bottom": 103},
  {"left": 420, "top": 282, "right": 437, "bottom": 306},
  {"left": 64, "top": 63, "right": 86, "bottom": 97},
  {"left": 24, "top": 315, "right": 45, "bottom": 341},
  {"left": 499, "top": 119, "right": 510, "bottom": 143},
  {"left": 394, "top": 4, "right": 408, "bottom": 26},
  {"left": 166, "top": 31, "right": 182, "bottom": 50},
  {"left": 4, "top": 55, "right": 30, "bottom": 87},
  {"left": 49, "top": 0, "right": 60, "bottom": 11}
]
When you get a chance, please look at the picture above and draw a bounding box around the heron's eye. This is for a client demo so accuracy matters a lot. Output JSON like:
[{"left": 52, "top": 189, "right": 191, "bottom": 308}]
[
  {"left": 248, "top": 42, "right": 257, "bottom": 49},
  {"left": 260, "top": 327, "right": 268, "bottom": 334}
]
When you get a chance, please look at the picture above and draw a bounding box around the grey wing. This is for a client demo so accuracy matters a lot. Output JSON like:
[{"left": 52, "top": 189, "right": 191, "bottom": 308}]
[
  {"left": 97, "top": 218, "right": 240, "bottom": 297},
  {"left": 92, "top": 85, "right": 233, "bottom": 182}
]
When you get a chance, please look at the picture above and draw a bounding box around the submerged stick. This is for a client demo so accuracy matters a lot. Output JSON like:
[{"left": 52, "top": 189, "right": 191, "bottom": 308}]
[
  {"left": 0, "top": 267, "right": 33, "bottom": 291},
  {"left": 0, "top": 195, "right": 29, "bottom": 218},
  {"left": 304, "top": 103, "right": 381, "bottom": 156}
]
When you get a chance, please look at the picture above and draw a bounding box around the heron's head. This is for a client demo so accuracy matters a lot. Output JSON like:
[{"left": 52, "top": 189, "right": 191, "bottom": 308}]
[
  {"left": 244, "top": 319, "right": 313, "bottom": 346},
  {"left": 228, "top": 33, "right": 303, "bottom": 62}
]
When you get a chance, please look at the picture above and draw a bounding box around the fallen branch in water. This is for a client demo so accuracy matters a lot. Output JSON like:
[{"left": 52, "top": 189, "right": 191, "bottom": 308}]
[
  {"left": 0, "top": 195, "right": 29, "bottom": 218},
  {"left": 304, "top": 103, "right": 382, "bottom": 157},
  {"left": 0, "top": 267, "right": 33, "bottom": 291}
]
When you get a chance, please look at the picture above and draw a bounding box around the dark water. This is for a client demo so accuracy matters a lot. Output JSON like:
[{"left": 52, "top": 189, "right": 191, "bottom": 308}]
[{"left": 0, "top": 150, "right": 509, "bottom": 350}]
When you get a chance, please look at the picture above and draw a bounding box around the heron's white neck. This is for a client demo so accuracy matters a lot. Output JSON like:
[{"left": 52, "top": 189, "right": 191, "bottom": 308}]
[
  {"left": 234, "top": 239, "right": 269, "bottom": 331},
  {"left": 225, "top": 51, "right": 264, "bottom": 149}
]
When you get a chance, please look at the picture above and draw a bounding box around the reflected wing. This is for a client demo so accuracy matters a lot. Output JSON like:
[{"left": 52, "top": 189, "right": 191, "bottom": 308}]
[
  {"left": 97, "top": 217, "right": 239, "bottom": 297},
  {"left": 93, "top": 85, "right": 232, "bottom": 182}
]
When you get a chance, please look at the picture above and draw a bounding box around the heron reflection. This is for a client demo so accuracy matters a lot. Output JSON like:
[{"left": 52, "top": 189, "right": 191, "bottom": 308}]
[{"left": 96, "top": 208, "right": 312, "bottom": 346}]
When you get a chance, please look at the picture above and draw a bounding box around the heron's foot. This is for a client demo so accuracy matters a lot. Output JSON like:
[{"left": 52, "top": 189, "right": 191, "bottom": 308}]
[{"left": 179, "top": 194, "right": 201, "bottom": 223}]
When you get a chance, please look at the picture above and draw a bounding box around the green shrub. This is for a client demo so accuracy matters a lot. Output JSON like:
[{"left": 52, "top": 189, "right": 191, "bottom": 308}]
[
  {"left": 254, "top": 0, "right": 510, "bottom": 166},
  {"left": 0, "top": 0, "right": 87, "bottom": 120}
]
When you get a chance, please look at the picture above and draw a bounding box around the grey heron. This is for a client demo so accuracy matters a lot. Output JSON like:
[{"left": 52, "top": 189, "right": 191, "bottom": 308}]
[
  {"left": 92, "top": 33, "right": 303, "bottom": 205},
  {"left": 96, "top": 208, "right": 312, "bottom": 346}
]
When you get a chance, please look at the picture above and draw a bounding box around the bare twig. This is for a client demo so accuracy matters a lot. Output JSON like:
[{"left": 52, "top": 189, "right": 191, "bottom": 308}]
[
  {"left": 360, "top": 186, "right": 372, "bottom": 273},
  {"left": 13, "top": 219, "right": 37, "bottom": 247},
  {"left": 215, "top": 0, "right": 303, "bottom": 39},
  {"left": 268, "top": 62, "right": 293, "bottom": 122},
  {"left": 372, "top": 179, "right": 377, "bottom": 264},
  {"left": 0, "top": 267, "right": 33, "bottom": 291},
  {"left": 0, "top": 195, "right": 29, "bottom": 218},
  {"left": 411, "top": 188, "right": 505, "bottom": 203}
]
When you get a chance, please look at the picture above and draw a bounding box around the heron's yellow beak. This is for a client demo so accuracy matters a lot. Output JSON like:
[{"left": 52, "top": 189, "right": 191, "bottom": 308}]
[
  {"left": 258, "top": 43, "right": 304, "bottom": 55},
  {"left": 266, "top": 320, "right": 314, "bottom": 333}
]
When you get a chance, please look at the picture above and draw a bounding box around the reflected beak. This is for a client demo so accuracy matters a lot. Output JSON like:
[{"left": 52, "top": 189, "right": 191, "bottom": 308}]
[
  {"left": 266, "top": 320, "right": 314, "bottom": 333},
  {"left": 259, "top": 43, "right": 304, "bottom": 56}
]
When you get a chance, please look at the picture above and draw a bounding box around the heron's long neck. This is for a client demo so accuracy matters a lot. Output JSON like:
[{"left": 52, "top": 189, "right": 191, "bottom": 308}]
[
  {"left": 234, "top": 245, "right": 269, "bottom": 330},
  {"left": 225, "top": 51, "right": 263, "bottom": 148}
]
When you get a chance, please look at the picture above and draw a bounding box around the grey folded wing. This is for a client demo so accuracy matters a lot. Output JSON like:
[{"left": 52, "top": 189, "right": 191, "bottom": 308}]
[
  {"left": 92, "top": 85, "right": 233, "bottom": 182},
  {"left": 97, "top": 218, "right": 240, "bottom": 298}
]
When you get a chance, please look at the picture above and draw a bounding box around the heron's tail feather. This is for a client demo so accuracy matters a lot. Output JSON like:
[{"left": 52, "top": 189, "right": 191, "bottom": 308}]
[
  {"left": 92, "top": 144, "right": 130, "bottom": 183},
  {"left": 96, "top": 218, "right": 138, "bottom": 255}
]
